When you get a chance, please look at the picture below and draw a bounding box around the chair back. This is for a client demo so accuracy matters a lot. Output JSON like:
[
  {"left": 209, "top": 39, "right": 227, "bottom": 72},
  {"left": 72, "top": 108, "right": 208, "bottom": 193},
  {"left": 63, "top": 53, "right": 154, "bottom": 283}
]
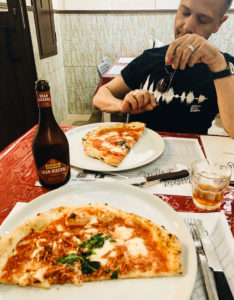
[
  {"left": 103, "top": 56, "right": 111, "bottom": 65},
  {"left": 97, "top": 57, "right": 112, "bottom": 77}
]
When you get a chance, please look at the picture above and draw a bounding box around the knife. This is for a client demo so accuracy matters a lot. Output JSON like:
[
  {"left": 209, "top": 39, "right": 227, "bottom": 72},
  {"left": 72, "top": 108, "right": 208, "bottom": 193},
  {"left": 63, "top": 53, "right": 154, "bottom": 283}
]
[
  {"left": 196, "top": 219, "right": 233, "bottom": 300},
  {"left": 122, "top": 169, "right": 189, "bottom": 187}
]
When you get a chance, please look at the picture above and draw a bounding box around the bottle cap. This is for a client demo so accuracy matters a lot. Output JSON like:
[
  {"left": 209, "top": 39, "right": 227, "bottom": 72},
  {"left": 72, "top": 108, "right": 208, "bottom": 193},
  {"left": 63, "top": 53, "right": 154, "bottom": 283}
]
[{"left": 35, "top": 80, "right": 50, "bottom": 92}]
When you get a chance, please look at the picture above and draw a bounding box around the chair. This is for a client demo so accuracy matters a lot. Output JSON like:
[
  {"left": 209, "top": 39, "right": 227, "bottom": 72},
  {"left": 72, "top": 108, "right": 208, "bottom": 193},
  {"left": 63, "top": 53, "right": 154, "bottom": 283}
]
[
  {"left": 97, "top": 57, "right": 112, "bottom": 77},
  {"left": 103, "top": 56, "right": 111, "bottom": 66}
]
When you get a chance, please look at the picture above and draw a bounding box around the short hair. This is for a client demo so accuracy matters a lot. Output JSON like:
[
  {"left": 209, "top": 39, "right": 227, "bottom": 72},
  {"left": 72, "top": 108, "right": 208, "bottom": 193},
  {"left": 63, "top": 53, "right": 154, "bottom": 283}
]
[{"left": 223, "top": 0, "right": 233, "bottom": 13}]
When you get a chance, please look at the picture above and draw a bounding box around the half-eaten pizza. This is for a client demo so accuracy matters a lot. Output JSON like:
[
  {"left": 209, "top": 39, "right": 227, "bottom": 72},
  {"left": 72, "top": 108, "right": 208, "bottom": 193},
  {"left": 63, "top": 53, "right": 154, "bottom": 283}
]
[
  {"left": 0, "top": 204, "right": 183, "bottom": 289},
  {"left": 82, "top": 122, "right": 146, "bottom": 167}
]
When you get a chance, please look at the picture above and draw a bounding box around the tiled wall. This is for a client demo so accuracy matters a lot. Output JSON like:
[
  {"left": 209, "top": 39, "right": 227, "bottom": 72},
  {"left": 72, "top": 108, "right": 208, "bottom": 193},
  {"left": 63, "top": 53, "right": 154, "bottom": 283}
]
[
  {"left": 28, "top": 10, "right": 234, "bottom": 122},
  {"left": 60, "top": 12, "right": 176, "bottom": 117}
]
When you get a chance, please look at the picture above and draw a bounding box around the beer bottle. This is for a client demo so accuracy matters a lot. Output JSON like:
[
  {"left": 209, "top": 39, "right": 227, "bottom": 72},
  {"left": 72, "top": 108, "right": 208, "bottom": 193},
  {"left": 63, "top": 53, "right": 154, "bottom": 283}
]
[{"left": 32, "top": 79, "right": 70, "bottom": 189}]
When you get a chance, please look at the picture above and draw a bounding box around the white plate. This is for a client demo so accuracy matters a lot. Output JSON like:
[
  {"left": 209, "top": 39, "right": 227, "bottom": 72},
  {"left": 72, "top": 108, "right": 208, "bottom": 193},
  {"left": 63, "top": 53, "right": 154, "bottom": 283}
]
[
  {"left": 0, "top": 182, "right": 196, "bottom": 300},
  {"left": 66, "top": 123, "right": 165, "bottom": 172}
]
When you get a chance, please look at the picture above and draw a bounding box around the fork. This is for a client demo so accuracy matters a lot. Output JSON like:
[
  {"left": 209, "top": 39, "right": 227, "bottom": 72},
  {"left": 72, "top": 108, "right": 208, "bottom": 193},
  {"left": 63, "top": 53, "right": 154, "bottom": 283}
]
[{"left": 184, "top": 217, "right": 219, "bottom": 300}]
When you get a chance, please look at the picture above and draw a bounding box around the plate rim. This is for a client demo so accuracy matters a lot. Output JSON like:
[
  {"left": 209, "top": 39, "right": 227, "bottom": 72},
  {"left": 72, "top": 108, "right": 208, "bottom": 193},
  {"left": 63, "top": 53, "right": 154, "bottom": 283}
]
[
  {"left": 66, "top": 122, "right": 165, "bottom": 172},
  {"left": 0, "top": 182, "right": 197, "bottom": 300}
]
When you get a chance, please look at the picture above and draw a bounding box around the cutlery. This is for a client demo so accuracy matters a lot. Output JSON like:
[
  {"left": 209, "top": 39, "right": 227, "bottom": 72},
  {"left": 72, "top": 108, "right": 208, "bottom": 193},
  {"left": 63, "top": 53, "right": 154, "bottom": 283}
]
[
  {"left": 84, "top": 170, "right": 129, "bottom": 180},
  {"left": 196, "top": 219, "right": 233, "bottom": 300},
  {"left": 72, "top": 168, "right": 189, "bottom": 188},
  {"left": 124, "top": 169, "right": 189, "bottom": 187},
  {"left": 184, "top": 217, "right": 219, "bottom": 300}
]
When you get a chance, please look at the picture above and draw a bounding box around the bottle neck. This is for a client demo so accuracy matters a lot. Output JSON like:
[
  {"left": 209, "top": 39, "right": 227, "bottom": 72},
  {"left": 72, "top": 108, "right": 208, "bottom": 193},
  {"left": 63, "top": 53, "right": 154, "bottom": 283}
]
[
  {"left": 36, "top": 91, "right": 52, "bottom": 108},
  {"left": 36, "top": 91, "right": 57, "bottom": 125}
]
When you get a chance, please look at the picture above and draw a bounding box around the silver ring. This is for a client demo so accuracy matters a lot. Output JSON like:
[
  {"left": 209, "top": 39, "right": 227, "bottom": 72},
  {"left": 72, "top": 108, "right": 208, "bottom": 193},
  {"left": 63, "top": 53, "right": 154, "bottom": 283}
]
[
  {"left": 133, "top": 90, "right": 139, "bottom": 96},
  {"left": 188, "top": 44, "right": 194, "bottom": 53}
]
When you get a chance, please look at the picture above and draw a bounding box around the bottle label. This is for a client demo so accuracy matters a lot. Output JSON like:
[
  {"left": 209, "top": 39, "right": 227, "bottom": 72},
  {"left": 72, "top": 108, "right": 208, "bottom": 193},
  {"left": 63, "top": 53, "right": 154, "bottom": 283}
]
[
  {"left": 36, "top": 91, "right": 52, "bottom": 107},
  {"left": 37, "top": 158, "right": 69, "bottom": 185}
]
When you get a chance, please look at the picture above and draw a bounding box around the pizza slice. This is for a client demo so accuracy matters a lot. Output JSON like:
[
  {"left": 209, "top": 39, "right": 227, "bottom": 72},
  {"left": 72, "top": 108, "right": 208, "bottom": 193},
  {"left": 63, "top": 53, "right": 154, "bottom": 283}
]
[
  {"left": 0, "top": 204, "right": 183, "bottom": 289},
  {"left": 82, "top": 122, "right": 146, "bottom": 167}
]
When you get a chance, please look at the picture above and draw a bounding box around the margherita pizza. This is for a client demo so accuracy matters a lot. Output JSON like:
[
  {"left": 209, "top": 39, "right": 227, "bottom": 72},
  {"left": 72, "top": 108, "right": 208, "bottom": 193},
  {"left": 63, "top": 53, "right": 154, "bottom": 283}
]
[
  {"left": 82, "top": 122, "right": 146, "bottom": 167},
  {"left": 0, "top": 204, "right": 183, "bottom": 289}
]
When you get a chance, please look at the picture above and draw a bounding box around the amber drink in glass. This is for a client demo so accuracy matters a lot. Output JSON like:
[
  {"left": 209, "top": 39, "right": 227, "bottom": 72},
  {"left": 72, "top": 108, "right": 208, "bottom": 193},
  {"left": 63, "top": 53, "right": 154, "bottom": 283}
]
[{"left": 191, "top": 159, "right": 231, "bottom": 210}]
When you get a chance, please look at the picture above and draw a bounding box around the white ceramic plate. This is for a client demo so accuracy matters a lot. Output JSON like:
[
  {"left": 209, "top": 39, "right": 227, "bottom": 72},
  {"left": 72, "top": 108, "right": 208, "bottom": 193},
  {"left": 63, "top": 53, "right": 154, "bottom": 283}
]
[
  {"left": 0, "top": 182, "right": 197, "bottom": 300},
  {"left": 66, "top": 123, "right": 165, "bottom": 172}
]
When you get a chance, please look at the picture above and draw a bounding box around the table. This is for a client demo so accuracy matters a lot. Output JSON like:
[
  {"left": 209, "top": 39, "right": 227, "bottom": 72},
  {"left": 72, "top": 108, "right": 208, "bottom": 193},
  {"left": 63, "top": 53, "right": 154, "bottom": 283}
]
[
  {"left": 95, "top": 56, "right": 136, "bottom": 93},
  {"left": 0, "top": 126, "right": 233, "bottom": 236}
]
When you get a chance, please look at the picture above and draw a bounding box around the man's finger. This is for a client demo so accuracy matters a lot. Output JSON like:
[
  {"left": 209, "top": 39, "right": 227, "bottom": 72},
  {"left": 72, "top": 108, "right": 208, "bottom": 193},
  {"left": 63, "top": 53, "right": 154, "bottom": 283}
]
[
  {"left": 149, "top": 93, "right": 156, "bottom": 107},
  {"left": 129, "top": 103, "right": 155, "bottom": 114},
  {"left": 133, "top": 91, "right": 145, "bottom": 108}
]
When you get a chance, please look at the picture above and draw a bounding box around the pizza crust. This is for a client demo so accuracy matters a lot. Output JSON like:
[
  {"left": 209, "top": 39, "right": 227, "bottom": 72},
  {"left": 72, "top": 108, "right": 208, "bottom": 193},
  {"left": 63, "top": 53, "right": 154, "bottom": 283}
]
[{"left": 82, "top": 122, "right": 146, "bottom": 167}]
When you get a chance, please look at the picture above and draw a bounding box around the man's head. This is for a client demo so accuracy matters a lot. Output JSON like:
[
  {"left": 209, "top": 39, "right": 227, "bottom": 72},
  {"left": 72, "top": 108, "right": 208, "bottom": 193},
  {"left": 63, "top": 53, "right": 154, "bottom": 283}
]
[{"left": 174, "top": 0, "right": 232, "bottom": 39}]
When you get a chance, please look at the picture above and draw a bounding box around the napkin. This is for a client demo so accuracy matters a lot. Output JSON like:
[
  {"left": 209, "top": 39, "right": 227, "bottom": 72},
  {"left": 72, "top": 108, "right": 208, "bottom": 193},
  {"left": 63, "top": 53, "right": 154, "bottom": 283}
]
[
  {"left": 200, "top": 135, "right": 234, "bottom": 181},
  {"left": 107, "top": 65, "right": 125, "bottom": 75},
  {"left": 1, "top": 203, "right": 233, "bottom": 299},
  {"left": 179, "top": 212, "right": 234, "bottom": 299}
]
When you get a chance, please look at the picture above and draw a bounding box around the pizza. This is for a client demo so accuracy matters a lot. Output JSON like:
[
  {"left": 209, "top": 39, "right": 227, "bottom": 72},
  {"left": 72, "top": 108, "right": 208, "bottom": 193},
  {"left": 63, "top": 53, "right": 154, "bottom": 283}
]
[
  {"left": 0, "top": 204, "right": 183, "bottom": 289},
  {"left": 82, "top": 122, "right": 146, "bottom": 167}
]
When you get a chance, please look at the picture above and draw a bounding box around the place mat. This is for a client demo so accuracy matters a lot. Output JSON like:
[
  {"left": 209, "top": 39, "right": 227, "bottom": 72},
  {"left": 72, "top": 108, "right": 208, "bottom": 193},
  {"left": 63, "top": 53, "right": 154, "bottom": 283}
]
[{"left": 1, "top": 203, "right": 233, "bottom": 299}]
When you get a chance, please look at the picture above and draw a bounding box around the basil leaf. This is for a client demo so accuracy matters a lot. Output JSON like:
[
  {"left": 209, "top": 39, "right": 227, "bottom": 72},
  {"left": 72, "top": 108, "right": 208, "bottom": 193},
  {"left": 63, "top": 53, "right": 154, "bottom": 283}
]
[
  {"left": 119, "top": 140, "right": 126, "bottom": 146},
  {"left": 111, "top": 270, "right": 118, "bottom": 279},
  {"left": 81, "top": 258, "right": 101, "bottom": 274},
  {"left": 79, "top": 233, "right": 113, "bottom": 252},
  {"left": 57, "top": 253, "right": 80, "bottom": 264}
]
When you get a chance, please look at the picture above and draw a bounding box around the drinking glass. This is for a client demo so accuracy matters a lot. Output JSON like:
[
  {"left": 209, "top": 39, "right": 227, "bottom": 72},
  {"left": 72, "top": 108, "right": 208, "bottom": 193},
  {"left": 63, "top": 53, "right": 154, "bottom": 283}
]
[{"left": 191, "top": 159, "right": 231, "bottom": 210}]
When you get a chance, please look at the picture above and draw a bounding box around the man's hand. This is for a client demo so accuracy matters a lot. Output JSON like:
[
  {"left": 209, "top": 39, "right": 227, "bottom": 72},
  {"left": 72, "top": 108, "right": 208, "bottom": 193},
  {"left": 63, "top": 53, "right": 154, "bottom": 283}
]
[
  {"left": 121, "top": 89, "right": 156, "bottom": 114},
  {"left": 165, "top": 33, "right": 227, "bottom": 72}
]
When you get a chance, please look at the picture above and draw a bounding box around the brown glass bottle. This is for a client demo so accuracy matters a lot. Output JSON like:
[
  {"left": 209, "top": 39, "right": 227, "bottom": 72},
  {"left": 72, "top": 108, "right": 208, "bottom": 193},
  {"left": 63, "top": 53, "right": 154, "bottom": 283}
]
[{"left": 32, "top": 80, "right": 70, "bottom": 189}]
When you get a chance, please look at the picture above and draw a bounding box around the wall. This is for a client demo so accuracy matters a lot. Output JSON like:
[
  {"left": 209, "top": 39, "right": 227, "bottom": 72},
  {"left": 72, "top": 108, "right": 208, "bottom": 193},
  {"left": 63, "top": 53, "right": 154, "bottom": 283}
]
[{"left": 60, "top": 12, "right": 175, "bottom": 116}]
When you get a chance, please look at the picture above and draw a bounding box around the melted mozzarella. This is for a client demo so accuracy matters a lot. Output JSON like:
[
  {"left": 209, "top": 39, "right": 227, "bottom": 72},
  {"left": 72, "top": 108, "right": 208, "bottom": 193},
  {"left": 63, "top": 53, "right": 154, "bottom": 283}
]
[
  {"left": 121, "top": 134, "right": 134, "bottom": 140},
  {"left": 56, "top": 224, "right": 64, "bottom": 231},
  {"left": 126, "top": 238, "right": 148, "bottom": 257},
  {"left": 72, "top": 236, "right": 81, "bottom": 244},
  {"left": 89, "top": 215, "right": 98, "bottom": 225},
  {"left": 114, "top": 226, "right": 133, "bottom": 240},
  {"left": 94, "top": 131, "right": 119, "bottom": 142},
  {"left": 84, "top": 228, "right": 98, "bottom": 235},
  {"left": 32, "top": 268, "right": 46, "bottom": 282},
  {"left": 52, "top": 241, "right": 57, "bottom": 249},
  {"left": 31, "top": 245, "right": 44, "bottom": 259},
  {"left": 101, "top": 141, "right": 124, "bottom": 153},
  {"left": 63, "top": 232, "right": 71, "bottom": 236},
  {"left": 90, "top": 240, "right": 115, "bottom": 266},
  {"left": 109, "top": 250, "right": 116, "bottom": 257}
]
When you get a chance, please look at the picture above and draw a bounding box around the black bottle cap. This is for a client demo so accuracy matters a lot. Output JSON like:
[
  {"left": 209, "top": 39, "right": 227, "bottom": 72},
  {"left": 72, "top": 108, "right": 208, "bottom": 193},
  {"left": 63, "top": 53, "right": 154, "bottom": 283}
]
[{"left": 35, "top": 80, "right": 50, "bottom": 92}]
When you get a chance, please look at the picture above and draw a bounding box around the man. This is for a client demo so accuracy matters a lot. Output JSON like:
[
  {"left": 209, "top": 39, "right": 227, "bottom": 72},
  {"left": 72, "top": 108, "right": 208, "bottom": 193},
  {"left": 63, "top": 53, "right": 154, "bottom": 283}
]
[{"left": 93, "top": 0, "right": 234, "bottom": 137}]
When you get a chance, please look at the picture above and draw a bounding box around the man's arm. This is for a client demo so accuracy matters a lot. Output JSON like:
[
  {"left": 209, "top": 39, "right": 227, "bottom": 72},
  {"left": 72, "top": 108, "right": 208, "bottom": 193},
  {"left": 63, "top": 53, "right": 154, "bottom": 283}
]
[
  {"left": 93, "top": 76, "right": 130, "bottom": 113},
  {"left": 214, "top": 75, "right": 234, "bottom": 138},
  {"left": 165, "top": 34, "right": 234, "bottom": 138},
  {"left": 93, "top": 75, "right": 156, "bottom": 114}
]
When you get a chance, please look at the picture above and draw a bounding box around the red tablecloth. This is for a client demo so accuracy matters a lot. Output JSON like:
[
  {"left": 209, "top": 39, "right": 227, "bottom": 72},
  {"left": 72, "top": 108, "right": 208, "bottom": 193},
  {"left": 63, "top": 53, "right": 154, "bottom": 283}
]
[{"left": 0, "top": 127, "right": 233, "bottom": 236}]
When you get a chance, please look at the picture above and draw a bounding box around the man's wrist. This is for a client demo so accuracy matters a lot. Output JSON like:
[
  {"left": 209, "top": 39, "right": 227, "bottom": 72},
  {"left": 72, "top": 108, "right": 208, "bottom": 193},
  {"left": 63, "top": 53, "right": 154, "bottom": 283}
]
[{"left": 208, "top": 53, "right": 227, "bottom": 72}]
